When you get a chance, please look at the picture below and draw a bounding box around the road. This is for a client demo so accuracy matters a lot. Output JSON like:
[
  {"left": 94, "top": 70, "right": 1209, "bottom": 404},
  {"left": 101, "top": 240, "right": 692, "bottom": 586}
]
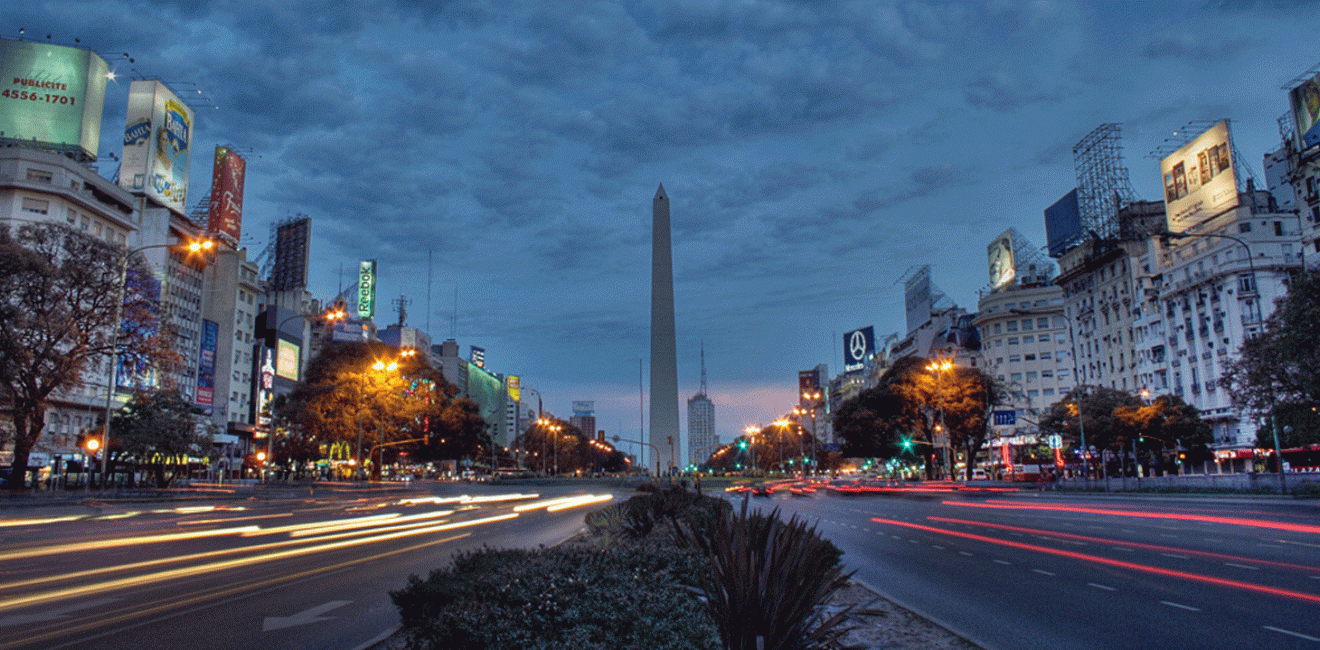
[
  {"left": 0, "top": 482, "right": 619, "bottom": 650},
  {"left": 760, "top": 485, "right": 1320, "bottom": 650}
]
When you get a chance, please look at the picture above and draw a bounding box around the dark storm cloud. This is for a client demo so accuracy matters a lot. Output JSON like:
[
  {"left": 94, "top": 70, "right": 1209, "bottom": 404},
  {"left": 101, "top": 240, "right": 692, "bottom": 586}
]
[{"left": 13, "top": 0, "right": 1317, "bottom": 443}]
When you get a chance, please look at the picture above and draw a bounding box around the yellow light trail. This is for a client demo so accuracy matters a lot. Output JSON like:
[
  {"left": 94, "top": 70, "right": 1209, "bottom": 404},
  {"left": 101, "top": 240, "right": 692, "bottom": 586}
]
[
  {"left": 0, "top": 513, "right": 519, "bottom": 613},
  {"left": 547, "top": 494, "right": 612, "bottom": 512},
  {"left": 0, "top": 513, "right": 466, "bottom": 595},
  {"left": 0, "top": 515, "right": 87, "bottom": 527},
  {"left": 0, "top": 525, "right": 259, "bottom": 562}
]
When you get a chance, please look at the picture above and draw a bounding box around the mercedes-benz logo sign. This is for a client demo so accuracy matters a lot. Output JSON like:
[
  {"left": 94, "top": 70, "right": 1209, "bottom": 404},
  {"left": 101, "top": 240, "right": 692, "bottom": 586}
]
[{"left": 848, "top": 330, "right": 867, "bottom": 362}]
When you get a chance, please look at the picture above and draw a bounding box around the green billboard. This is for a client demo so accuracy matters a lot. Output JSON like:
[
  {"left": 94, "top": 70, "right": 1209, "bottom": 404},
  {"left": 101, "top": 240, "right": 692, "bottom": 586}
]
[{"left": 0, "top": 38, "right": 108, "bottom": 159}]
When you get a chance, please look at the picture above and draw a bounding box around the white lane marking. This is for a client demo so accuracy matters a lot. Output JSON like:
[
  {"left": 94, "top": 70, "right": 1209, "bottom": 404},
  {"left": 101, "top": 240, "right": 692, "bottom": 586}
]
[
  {"left": 263, "top": 600, "right": 352, "bottom": 632},
  {"left": 993, "top": 559, "right": 1012, "bottom": 565},
  {"left": 1159, "top": 534, "right": 1178, "bottom": 539},
  {"left": 1257, "top": 544, "right": 1283, "bottom": 548},
  {"left": 1224, "top": 563, "right": 1259, "bottom": 570},
  {"left": 1088, "top": 525, "right": 1105, "bottom": 530},
  {"left": 1264, "top": 626, "right": 1320, "bottom": 642},
  {"left": 891, "top": 535, "right": 902, "bottom": 540},
  {"left": 1204, "top": 538, "right": 1223, "bottom": 543},
  {"left": 1121, "top": 529, "right": 1136, "bottom": 533},
  {"left": 1161, "top": 601, "right": 1201, "bottom": 612},
  {"left": 1011, "top": 532, "right": 1024, "bottom": 537},
  {"left": 1088, "top": 583, "right": 1117, "bottom": 591},
  {"left": 959, "top": 551, "right": 974, "bottom": 557},
  {"left": 1111, "top": 547, "right": 1135, "bottom": 552},
  {"left": 932, "top": 545, "right": 945, "bottom": 550},
  {"left": 909, "top": 539, "right": 920, "bottom": 544},
  {"left": 1032, "top": 569, "right": 1056, "bottom": 576},
  {"left": 1161, "top": 553, "right": 1190, "bottom": 559},
  {"left": 349, "top": 627, "right": 399, "bottom": 650}
]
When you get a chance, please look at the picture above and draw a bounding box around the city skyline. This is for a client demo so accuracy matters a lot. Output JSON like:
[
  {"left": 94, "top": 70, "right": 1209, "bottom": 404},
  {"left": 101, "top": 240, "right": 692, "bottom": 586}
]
[{"left": 7, "top": 1, "right": 1320, "bottom": 445}]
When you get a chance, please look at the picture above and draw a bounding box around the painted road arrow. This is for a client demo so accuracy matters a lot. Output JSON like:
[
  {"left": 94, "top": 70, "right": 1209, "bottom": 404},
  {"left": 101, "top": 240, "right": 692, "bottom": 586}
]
[
  {"left": 262, "top": 600, "right": 352, "bottom": 632},
  {"left": 0, "top": 597, "right": 120, "bottom": 627}
]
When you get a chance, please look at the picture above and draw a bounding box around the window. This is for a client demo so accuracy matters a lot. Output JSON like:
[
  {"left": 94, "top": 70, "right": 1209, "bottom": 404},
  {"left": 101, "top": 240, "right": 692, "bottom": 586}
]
[
  {"left": 1041, "top": 352, "right": 1052, "bottom": 360},
  {"left": 1008, "top": 337, "right": 1019, "bottom": 346},
  {"left": 1009, "top": 355, "right": 1021, "bottom": 363},
  {"left": 1275, "top": 221, "right": 1284, "bottom": 237},
  {"left": 1023, "top": 335, "right": 1034, "bottom": 344},
  {"left": 993, "top": 323, "right": 1002, "bottom": 334},
  {"left": 1024, "top": 354, "right": 1036, "bottom": 361},
  {"left": 1041, "top": 370, "right": 1053, "bottom": 378},
  {"left": 21, "top": 198, "right": 49, "bottom": 214},
  {"left": 1239, "top": 221, "right": 1252, "bottom": 233},
  {"left": 1011, "top": 373, "right": 1023, "bottom": 382},
  {"left": 26, "top": 169, "right": 52, "bottom": 183},
  {"left": 1006, "top": 321, "right": 1019, "bottom": 332},
  {"left": 1027, "top": 389, "right": 1039, "bottom": 398},
  {"left": 1238, "top": 273, "right": 1255, "bottom": 294},
  {"left": 1022, "top": 319, "right": 1034, "bottom": 331},
  {"left": 1037, "top": 317, "right": 1050, "bottom": 329},
  {"left": 65, "top": 207, "right": 77, "bottom": 224},
  {"left": 995, "top": 339, "right": 1003, "bottom": 347},
  {"left": 1043, "top": 388, "right": 1055, "bottom": 396},
  {"left": 1026, "top": 371, "right": 1037, "bottom": 382}
]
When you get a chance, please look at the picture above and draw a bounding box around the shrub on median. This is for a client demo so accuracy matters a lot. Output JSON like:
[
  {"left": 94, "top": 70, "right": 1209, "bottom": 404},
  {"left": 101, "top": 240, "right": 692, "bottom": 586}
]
[{"left": 390, "top": 542, "right": 719, "bottom": 650}]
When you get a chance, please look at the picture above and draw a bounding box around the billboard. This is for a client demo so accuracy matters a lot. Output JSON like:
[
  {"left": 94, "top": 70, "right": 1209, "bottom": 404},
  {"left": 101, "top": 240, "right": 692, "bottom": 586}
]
[
  {"left": 798, "top": 370, "right": 819, "bottom": 394},
  {"left": 1161, "top": 120, "right": 1237, "bottom": 233},
  {"left": 1044, "top": 189, "right": 1081, "bottom": 258},
  {"left": 357, "top": 259, "right": 377, "bottom": 318},
  {"left": 255, "top": 345, "right": 275, "bottom": 426},
  {"left": 0, "top": 39, "right": 108, "bottom": 159},
  {"left": 196, "top": 319, "right": 218, "bottom": 413},
  {"left": 207, "top": 146, "right": 246, "bottom": 245},
  {"left": 1291, "top": 72, "right": 1320, "bottom": 151},
  {"left": 271, "top": 216, "right": 311, "bottom": 291},
  {"left": 470, "top": 346, "right": 485, "bottom": 369},
  {"left": 987, "top": 229, "right": 1017, "bottom": 289},
  {"left": 843, "top": 326, "right": 874, "bottom": 373},
  {"left": 507, "top": 376, "right": 521, "bottom": 402},
  {"left": 119, "top": 80, "right": 194, "bottom": 215},
  {"left": 276, "top": 339, "right": 300, "bottom": 381}
]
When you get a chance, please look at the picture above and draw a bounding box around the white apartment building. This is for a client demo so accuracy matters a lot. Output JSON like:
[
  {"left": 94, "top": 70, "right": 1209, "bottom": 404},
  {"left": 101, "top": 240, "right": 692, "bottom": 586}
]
[
  {"left": 974, "top": 283, "right": 1074, "bottom": 426},
  {"left": 0, "top": 147, "right": 141, "bottom": 463},
  {"left": 201, "top": 245, "right": 262, "bottom": 438},
  {"left": 1149, "top": 198, "right": 1300, "bottom": 448}
]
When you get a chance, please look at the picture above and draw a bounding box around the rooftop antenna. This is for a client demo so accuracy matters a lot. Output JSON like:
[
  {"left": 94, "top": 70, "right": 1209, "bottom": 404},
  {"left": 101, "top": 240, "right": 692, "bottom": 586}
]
[
  {"left": 451, "top": 287, "right": 457, "bottom": 338},
  {"left": 426, "top": 250, "right": 433, "bottom": 336},
  {"left": 699, "top": 340, "right": 707, "bottom": 397},
  {"left": 392, "top": 293, "right": 411, "bottom": 328}
]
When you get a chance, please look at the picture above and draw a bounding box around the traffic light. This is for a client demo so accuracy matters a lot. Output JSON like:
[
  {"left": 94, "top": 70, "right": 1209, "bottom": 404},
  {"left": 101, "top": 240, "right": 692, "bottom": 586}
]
[
  {"left": 738, "top": 440, "right": 748, "bottom": 450},
  {"left": 901, "top": 436, "right": 913, "bottom": 451}
]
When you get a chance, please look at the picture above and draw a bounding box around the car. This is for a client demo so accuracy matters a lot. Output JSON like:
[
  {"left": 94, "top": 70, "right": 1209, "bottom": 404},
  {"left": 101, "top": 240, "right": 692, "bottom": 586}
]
[{"left": 971, "top": 468, "right": 988, "bottom": 480}]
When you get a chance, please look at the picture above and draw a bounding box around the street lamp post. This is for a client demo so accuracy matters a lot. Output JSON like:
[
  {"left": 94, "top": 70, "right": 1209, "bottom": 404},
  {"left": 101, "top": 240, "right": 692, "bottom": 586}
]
[
  {"left": 102, "top": 238, "right": 213, "bottom": 489},
  {"left": 926, "top": 359, "right": 953, "bottom": 479}
]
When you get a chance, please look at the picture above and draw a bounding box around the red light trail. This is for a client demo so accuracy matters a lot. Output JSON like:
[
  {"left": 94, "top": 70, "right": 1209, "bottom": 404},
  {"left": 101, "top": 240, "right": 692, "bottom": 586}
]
[{"left": 942, "top": 500, "right": 1320, "bottom": 534}]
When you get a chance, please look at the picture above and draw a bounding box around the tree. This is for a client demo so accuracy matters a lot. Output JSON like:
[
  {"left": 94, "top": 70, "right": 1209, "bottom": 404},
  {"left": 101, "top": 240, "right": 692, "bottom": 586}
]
[
  {"left": 0, "top": 223, "right": 176, "bottom": 489},
  {"left": 1114, "top": 394, "right": 1214, "bottom": 473},
  {"left": 1222, "top": 267, "right": 1320, "bottom": 448},
  {"left": 1040, "top": 387, "right": 1142, "bottom": 475},
  {"left": 109, "top": 388, "right": 214, "bottom": 486},
  {"left": 274, "top": 340, "right": 451, "bottom": 477},
  {"left": 833, "top": 356, "right": 1001, "bottom": 479}
]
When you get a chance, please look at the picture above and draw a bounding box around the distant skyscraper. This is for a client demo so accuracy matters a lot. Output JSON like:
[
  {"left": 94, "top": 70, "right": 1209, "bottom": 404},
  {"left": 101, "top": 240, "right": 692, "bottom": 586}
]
[
  {"left": 687, "top": 343, "right": 716, "bottom": 468},
  {"left": 650, "top": 184, "right": 679, "bottom": 473}
]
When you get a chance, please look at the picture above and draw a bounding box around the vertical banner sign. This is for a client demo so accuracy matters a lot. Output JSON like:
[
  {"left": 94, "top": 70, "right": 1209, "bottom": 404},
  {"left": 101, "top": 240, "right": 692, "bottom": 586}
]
[
  {"left": 207, "top": 146, "right": 246, "bottom": 245},
  {"left": 119, "top": 80, "right": 194, "bottom": 215},
  {"left": 470, "top": 346, "right": 486, "bottom": 369},
  {"left": 507, "top": 376, "right": 521, "bottom": 402},
  {"left": 255, "top": 345, "right": 275, "bottom": 426},
  {"left": 197, "top": 319, "right": 219, "bottom": 413},
  {"left": 357, "top": 259, "right": 377, "bottom": 319},
  {"left": 1001, "top": 441, "right": 1012, "bottom": 470},
  {"left": 0, "top": 39, "right": 108, "bottom": 159},
  {"left": 276, "top": 339, "right": 300, "bottom": 381},
  {"left": 842, "top": 326, "right": 875, "bottom": 373},
  {"left": 987, "top": 229, "right": 1017, "bottom": 289}
]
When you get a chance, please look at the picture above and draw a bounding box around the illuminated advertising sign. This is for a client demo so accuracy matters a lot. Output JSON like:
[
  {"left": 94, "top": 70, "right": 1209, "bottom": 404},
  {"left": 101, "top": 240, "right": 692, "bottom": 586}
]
[
  {"left": 0, "top": 38, "right": 107, "bottom": 159},
  {"left": 276, "top": 339, "right": 300, "bottom": 382},
  {"left": 1291, "top": 72, "right": 1320, "bottom": 150},
  {"left": 987, "top": 229, "right": 1017, "bottom": 289},
  {"left": 357, "top": 259, "right": 377, "bottom": 318},
  {"left": 255, "top": 345, "right": 274, "bottom": 426},
  {"left": 507, "top": 376, "right": 521, "bottom": 402},
  {"left": 843, "top": 326, "right": 874, "bottom": 373},
  {"left": 798, "top": 370, "right": 818, "bottom": 394},
  {"left": 197, "top": 319, "right": 218, "bottom": 412},
  {"left": 207, "top": 146, "right": 246, "bottom": 245},
  {"left": 119, "top": 80, "right": 194, "bottom": 215},
  {"left": 1161, "top": 120, "right": 1238, "bottom": 233},
  {"left": 470, "top": 346, "right": 485, "bottom": 369}
]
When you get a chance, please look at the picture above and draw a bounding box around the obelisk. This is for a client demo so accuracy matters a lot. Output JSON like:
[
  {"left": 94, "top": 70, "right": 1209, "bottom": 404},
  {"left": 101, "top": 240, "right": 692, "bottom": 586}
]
[{"left": 650, "top": 184, "right": 679, "bottom": 475}]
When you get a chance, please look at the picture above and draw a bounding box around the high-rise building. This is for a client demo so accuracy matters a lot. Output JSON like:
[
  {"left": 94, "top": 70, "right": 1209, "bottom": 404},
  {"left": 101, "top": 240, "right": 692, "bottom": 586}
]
[
  {"left": 649, "top": 184, "right": 679, "bottom": 474},
  {"left": 687, "top": 345, "right": 716, "bottom": 468}
]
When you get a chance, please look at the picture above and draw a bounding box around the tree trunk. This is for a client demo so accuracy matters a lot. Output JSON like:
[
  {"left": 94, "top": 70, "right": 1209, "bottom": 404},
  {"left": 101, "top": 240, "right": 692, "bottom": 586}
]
[{"left": 6, "top": 402, "right": 45, "bottom": 491}]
